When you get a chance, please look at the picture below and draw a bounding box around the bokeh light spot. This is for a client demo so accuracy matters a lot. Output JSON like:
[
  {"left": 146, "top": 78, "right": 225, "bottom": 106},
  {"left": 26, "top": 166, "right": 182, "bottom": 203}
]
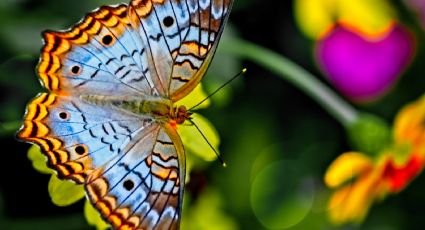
[{"left": 251, "top": 160, "right": 315, "bottom": 229}]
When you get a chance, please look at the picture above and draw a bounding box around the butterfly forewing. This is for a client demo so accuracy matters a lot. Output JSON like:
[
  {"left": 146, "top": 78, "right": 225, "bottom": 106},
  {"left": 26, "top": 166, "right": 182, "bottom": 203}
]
[
  {"left": 129, "top": 0, "right": 233, "bottom": 101},
  {"left": 38, "top": 4, "right": 161, "bottom": 96}
]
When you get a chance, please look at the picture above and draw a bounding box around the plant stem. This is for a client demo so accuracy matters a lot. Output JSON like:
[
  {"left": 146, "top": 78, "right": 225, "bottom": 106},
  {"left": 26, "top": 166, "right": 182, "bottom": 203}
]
[{"left": 221, "top": 37, "right": 359, "bottom": 127}]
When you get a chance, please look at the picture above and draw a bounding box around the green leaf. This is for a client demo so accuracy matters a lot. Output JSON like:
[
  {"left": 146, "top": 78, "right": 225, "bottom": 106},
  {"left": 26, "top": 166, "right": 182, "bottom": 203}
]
[
  {"left": 48, "top": 174, "right": 85, "bottom": 207},
  {"left": 204, "top": 80, "right": 233, "bottom": 108},
  {"left": 184, "top": 153, "right": 194, "bottom": 183},
  {"left": 178, "top": 113, "right": 220, "bottom": 161},
  {"left": 175, "top": 84, "right": 210, "bottom": 110},
  {"left": 181, "top": 189, "right": 238, "bottom": 230},
  {"left": 250, "top": 160, "right": 315, "bottom": 229},
  {"left": 84, "top": 201, "right": 110, "bottom": 230},
  {"left": 0, "top": 120, "right": 21, "bottom": 137},
  {"left": 27, "top": 145, "right": 53, "bottom": 174}
]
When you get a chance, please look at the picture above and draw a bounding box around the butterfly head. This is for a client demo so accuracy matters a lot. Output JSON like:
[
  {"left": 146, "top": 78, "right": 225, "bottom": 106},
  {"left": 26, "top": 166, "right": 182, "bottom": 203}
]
[{"left": 171, "top": 105, "right": 192, "bottom": 126}]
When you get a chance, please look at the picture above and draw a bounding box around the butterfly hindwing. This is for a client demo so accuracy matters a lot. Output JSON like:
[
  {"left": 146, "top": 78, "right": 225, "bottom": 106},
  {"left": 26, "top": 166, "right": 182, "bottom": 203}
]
[
  {"left": 86, "top": 123, "right": 185, "bottom": 230},
  {"left": 17, "top": 93, "right": 151, "bottom": 183}
]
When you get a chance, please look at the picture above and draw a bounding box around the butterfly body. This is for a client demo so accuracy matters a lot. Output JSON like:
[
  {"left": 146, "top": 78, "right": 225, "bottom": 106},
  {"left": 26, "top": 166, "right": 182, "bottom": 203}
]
[
  {"left": 18, "top": 0, "right": 233, "bottom": 229},
  {"left": 81, "top": 94, "right": 191, "bottom": 125}
]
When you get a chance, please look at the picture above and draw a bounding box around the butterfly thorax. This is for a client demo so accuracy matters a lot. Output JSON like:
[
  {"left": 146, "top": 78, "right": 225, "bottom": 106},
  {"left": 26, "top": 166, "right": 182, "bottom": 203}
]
[{"left": 80, "top": 95, "right": 191, "bottom": 125}]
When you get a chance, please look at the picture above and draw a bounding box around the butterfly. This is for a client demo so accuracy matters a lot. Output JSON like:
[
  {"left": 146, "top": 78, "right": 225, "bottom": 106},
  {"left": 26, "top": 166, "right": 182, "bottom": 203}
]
[{"left": 17, "top": 0, "right": 233, "bottom": 229}]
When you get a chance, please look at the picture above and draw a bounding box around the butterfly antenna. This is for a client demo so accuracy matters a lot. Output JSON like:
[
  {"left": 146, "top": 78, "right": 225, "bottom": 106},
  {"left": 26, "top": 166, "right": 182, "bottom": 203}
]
[
  {"left": 188, "top": 119, "right": 227, "bottom": 167},
  {"left": 188, "top": 68, "right": 247, "bottom": 111}
]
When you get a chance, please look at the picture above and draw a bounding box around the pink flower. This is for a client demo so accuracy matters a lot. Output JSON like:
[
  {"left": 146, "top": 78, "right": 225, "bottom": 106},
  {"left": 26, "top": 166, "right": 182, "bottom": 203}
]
[{"left": 316, "top": 23, "right": 415, "bottom": 102}]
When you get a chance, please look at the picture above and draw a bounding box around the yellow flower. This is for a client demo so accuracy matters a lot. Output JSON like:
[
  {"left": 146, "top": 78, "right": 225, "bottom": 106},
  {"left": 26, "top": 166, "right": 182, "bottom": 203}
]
[
  {"left": 26, "top": 84, "right": 220, "bottom": 229},
  {"left": 324, "top": 95, "right": 425, "bottom": 225},
  {"left": 294, "top": 0, "right": 396, "bottom": 39},
  {"left": 325, "top": 152, "right": 389, "bottom": 224}
]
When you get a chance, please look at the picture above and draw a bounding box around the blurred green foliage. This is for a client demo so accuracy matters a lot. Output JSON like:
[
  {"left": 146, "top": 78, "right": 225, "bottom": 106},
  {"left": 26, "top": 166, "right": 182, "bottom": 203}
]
[
  {"left": 347, "top": 113, "right": 392, "bottom": 156},
  {"left": 1, "top": 0, "right": 424, "bottom": 230}
]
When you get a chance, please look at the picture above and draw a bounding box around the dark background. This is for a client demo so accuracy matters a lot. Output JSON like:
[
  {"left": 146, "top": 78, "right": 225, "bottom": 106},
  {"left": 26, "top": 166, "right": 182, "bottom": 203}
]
[{"left": 1, "top": 0, "right": 424, "bottom": 229}]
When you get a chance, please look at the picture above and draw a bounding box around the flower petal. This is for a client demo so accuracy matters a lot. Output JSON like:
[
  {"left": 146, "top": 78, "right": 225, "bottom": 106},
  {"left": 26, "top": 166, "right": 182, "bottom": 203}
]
[
  {"left": 48, "top": 174, "right": 85, "bottom": 207},
  {"left": 84, "top": 201, "right": 110, "bottom": 230},
  {"left": 382, "top": 153, "right": 425, "bottom": 192},
  {"left": 295, "top": 0, "right": 396, "bottom": 39},
  {"left": 337, "top": 0, "right": 396, "bottom": 37},
  {"left": 316, "top": 23, "right": 415, "bottom": 102},
  {"left": 27, "top": 145, "right": 53, "bottom": 174},
  {"left": 324, "top": 152, "right": 373, "bottom": 188},
  {"left": 327, "top": 183, "right": 370, "bottom": 224},
  {"left": 327, "top": 167, "right": 386, "bottom": 224},
  {"left": 327, "top": 185, "right": 353, "bottom": 223},
  {"left": 294, "top": 0, "right": 336, "bottom": 39},
  {"left": 394, "top": 94, "right": 425, "bottom": 146},
  {"left": 178, "top": 113, "right": 220, "bottom": 161}
]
